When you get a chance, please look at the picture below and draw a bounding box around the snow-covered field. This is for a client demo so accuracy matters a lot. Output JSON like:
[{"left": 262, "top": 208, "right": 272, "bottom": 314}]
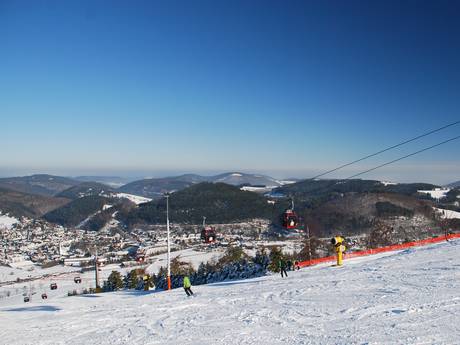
[
  {"left": 435, "top": 207, "right": 460, "bottom": 219},
  {"left": 0, "top": 214, "right": 19, "bottom": 229},
  {"left": 146, "top": 248, "right": 224, "bottom": 274},
  {"left": 1, "top": 240, "right": 459, "bottom": 345},
  {"left": 115, "top": 193, "right": 152, "bottom": 204},
  {"left": 0, "top": 262, "right": 81, "bottom": 284},
  {"left": 418, "top": 188, "right": 450, "bottom": 199}
]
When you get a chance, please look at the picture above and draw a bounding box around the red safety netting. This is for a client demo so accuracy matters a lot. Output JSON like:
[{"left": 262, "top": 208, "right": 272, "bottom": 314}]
[{"left": 298, "top": 233, "right": 460, "bottom": 268}]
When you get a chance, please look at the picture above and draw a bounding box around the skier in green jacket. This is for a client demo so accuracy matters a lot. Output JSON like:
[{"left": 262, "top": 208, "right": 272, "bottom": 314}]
[
  {"left": 279, "top": 259, "right": 288, "bottom": 278},
  {"left": 183, "top": 276, "right": 194, "bottom": 296}
]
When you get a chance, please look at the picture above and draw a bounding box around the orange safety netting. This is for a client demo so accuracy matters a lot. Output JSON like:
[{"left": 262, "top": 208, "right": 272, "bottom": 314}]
[{"left": 298, "top": 233, "right": 460, "bottom": 268}]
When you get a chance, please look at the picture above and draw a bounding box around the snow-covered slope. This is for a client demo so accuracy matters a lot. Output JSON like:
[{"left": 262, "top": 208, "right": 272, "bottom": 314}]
[
  {"left": 418, "top": 188, "right": 450, "bottom": 199},
  {"left": 1, "top": 240, "right": 459, "bottom": 345},
  {"left": 115, "top": 192, "right": 152, "bottom": 205},
  {"left": 435, "top": 207, "right": 460, "bottom": 219}
]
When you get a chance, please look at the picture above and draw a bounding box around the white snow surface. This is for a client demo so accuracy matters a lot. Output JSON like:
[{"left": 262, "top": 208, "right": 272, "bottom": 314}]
[
  {"left": 381, "top": 180, "right": 397, "bottom": 186},
  {"left": 0, "top": 214, "right": 19, "bottom": 229},
  {"left": 240, "top": 186, "right": 275, "bottom": 192},
  {"left": 0, "top": 263, "right": 81, "bottom": 284},
  {"left": 146, "top": 248, "right": 224, "bottom": 274},
  {"left": 435, "top": 207, "right": 460, "bottom": 219},
  {"left": 1, "top": 240, "right": 460, "bottom": 345},
  {"left": 115, "top": 193, "right": 152, "bottom": 205},
  {"left": 418, "top": 188, "right": 450, "bottom": 199}
]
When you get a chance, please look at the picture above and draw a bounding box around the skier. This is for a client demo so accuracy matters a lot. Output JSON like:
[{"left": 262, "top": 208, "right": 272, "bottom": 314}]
[
  {"left": 287, "top": 259, "right": 293, "bottom": 271},
  {"left": 294, "top": 260, "right": 300, "bottom": 270},
  {"left": 279, "top": 258, "right": 288, "bottom": 278},
  {"left": 183, "top": 276, "right": 194, "bottom": 296}
]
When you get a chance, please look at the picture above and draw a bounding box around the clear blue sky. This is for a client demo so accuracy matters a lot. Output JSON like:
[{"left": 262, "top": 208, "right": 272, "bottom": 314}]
[{"left": 1, "top": 0, "right": 459, "bottom": 183}]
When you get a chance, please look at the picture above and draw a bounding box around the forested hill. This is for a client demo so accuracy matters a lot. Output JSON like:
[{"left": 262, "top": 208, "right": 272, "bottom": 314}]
[
  {"left": 118, "top": 182, "right": 285, "bottom": 226},
  {"left": 275, "top": 179, "right": 439, "bottom": 202},
  {"left": 0, "top": 187, "right": 70, "bottom": 218},
  {"left": 56, "top": 182, "right": 114, "bottom": 200}
]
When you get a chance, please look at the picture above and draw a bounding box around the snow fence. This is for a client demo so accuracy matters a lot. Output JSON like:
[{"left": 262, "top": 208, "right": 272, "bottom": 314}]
[{"left": 298, "top": 232, "right": 460, "bottom": 268}]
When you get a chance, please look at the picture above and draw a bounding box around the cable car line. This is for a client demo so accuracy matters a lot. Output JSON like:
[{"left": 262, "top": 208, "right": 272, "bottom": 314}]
[
  {"left": 290, "top": 134, "right": 460, "bottom": 198},
  {"left": 344, "top": 134, "right": 460, "bottom": 180},
  {"left": 281, "top": 130, "right": 459, "bottom": 231},
  {"left": 308, "top": 120, "right": 460, "bottom": 181}
]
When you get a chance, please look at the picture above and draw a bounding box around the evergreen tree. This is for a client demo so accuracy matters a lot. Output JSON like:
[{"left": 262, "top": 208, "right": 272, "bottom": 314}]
[
  {"left": 126, "top": 269, "right": 139, "bottom": 289},
  {"left": 217, "top": 245, "right": 246, "bottom": 268},
  {"left": 106, "top": 271, "right": 124, "bottom": 291},
  {"left": 253, "top": 248, "right": 270, "bottom": 268},
  {"left": 268, "top": 246, "right": 283, "bottom": 272}
]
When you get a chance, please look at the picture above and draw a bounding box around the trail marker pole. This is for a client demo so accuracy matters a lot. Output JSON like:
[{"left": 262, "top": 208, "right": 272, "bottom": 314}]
[{"left": 166, "top": 194, "right": 171, "bottom": 290}]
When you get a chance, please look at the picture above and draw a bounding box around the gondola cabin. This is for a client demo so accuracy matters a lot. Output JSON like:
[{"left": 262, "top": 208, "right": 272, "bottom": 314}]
[
  {"left": 136, "top": 254, "right": 145, "bottom": 263},
  {"left": 282, "top": 209, "right": 298, "bottom": 230},
  {"left": 41, "top": 293, "right": 48, "bottom": 299},
  {"left": 24, "top": 296, "right": 30, "bottom": 303},
  {"left": 50, "top": 282, "right": 58, "bottom": 290},
  {"left": 74, "top": 276, "right": 82, "bottom": 284},
  {"left": 201, "top": 226, "right": 216, "bottom": 243}
]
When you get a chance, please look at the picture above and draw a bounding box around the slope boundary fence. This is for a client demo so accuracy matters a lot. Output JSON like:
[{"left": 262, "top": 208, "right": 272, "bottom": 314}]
[{"left": 298, "top": 233, "right": 460, "bottom": 268}]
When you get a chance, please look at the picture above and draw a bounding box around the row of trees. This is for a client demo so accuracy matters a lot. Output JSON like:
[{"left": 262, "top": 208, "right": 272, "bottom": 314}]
[
  {"left": 102, "top": 245, "right": 310, "bottom": 293},
  {"left": 104, "top": 268, "right": 154, "bottom": 292}
]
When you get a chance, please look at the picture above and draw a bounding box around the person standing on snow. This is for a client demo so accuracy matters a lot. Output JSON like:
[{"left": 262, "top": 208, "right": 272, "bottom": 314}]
[
  {"left": 279, "top": 258, "right": 288, "bottom": 278},
  {"left": 287, "top": 259, "right": 293, "bottom": 271},
  {"left": 183, "top": 276, "right": 194, "bottom": 296}
]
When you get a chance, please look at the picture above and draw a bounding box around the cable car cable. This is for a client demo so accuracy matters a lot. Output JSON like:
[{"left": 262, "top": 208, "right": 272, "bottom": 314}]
[
  {"left": 308, "top": 120, "right": 460, "bottom": 181},
  {"left": 290, "top": 134, "right": 460, "bottom": 198},
  {"left": 344, "top": 134, "right": 460, "bottom": 180}
]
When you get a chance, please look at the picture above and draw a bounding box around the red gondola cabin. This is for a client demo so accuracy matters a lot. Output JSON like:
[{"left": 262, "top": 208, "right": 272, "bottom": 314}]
[
  {"left": 201, "top": 226, "right": 216, "bottom": 243},
  {"left": 282, "top": 209, "right": 298, "bottom": 229}
]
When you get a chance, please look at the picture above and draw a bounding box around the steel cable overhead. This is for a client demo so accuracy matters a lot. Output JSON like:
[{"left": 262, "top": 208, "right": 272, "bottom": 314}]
[
  {"left": 345, "top": 134, "right": 460, "bottom": 180},
  {"left": 309, "top": 120, "right": 460, "bottom": 180},
  {"left": 282, "top": 133, "right": 460, "bottom": 199}
]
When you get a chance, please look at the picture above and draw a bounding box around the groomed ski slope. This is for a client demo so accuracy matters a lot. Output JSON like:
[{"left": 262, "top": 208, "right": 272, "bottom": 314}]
[{"left": 1, "top": 240, "right": 459, "bottom": 345}]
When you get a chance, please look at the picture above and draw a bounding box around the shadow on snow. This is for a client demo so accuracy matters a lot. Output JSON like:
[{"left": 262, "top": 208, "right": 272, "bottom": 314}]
[
  {"left": 4, "top": 305, "right": 61, "bottom": 312},
  {"left": 120, "top": 290, "right": 161, "bottom": 296},
  {"left": 209, "top": 279, "right": 262, "bottom": 287}
]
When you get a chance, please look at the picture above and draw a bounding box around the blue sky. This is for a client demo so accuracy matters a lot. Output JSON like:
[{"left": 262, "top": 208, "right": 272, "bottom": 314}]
[{"left": 1, "top": 0, "right": 459, "bottom": 183}]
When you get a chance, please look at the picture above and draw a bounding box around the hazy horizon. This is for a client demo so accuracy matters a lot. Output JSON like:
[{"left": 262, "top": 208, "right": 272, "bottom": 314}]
[{"left": 0, "top": 163, "right": 458, "bottom": 186}]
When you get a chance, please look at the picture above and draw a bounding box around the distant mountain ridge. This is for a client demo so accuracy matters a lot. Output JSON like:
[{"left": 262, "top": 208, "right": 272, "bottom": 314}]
[
  {"left": 2, "top": 175, "right": 454, "bottom": 235},
  {"left": 0, "top": 174, "right": 79, "bottom": 196},
  {"left": 74, "top": 176, "right": 134, "bottom": 188},
  {"left": 0, "top": 187, "right": 70, "bottom": 218},
  {"left": 274, "top": 179, "right": 440, "bottom": 200},
  {"left": 56, "top": 182, "right": 114, "bottom": 200},
  {"left": 118, "top": 172, "right": 285, "bottom": 198},
  {"left": 446, "top": 180, "right": 460, "bottom": 188}
]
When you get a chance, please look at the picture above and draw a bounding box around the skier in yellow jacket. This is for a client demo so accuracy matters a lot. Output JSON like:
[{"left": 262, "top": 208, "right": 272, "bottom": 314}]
[{"left": 183, "top": 276, "right": 194, "bottom": 296}]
